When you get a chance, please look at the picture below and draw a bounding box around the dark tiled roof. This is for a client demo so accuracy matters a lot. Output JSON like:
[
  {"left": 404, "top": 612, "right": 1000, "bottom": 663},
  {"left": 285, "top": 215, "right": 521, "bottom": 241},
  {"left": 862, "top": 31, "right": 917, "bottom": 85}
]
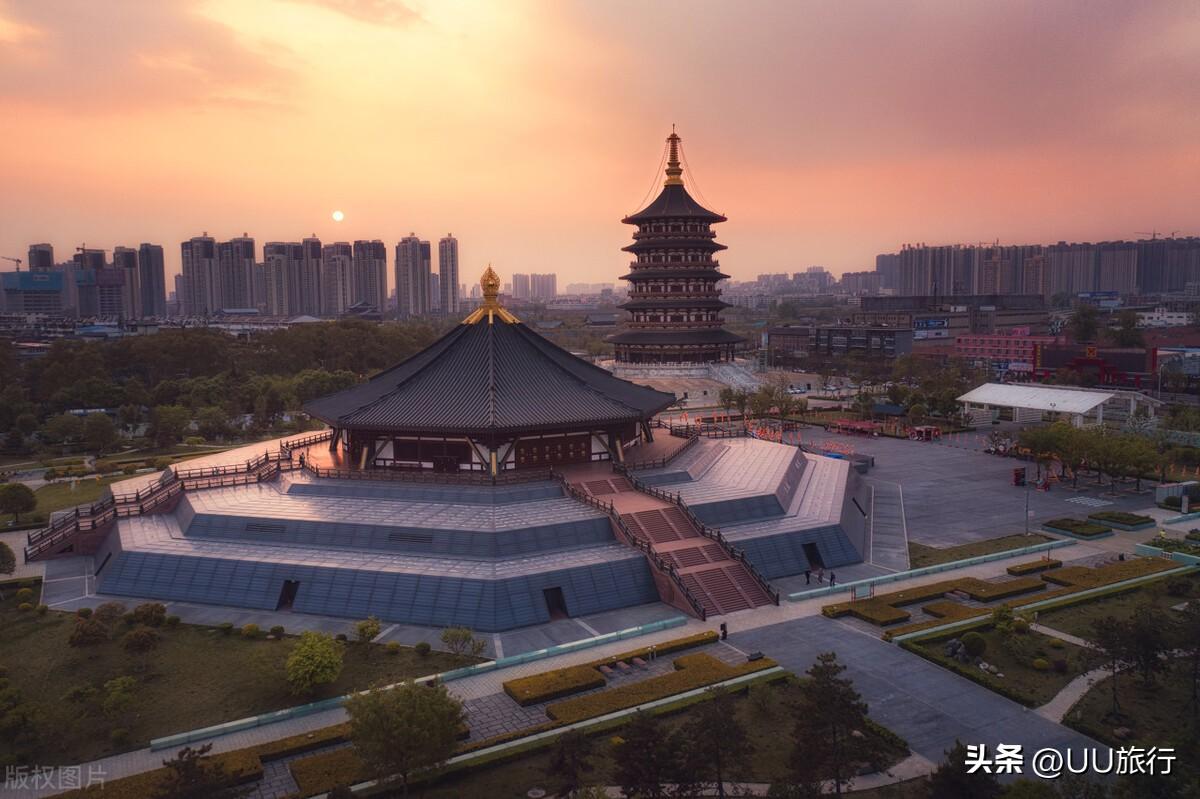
[
  {"left": 620, "top": 268, "right": 730, "bottom": 281},
  {"left": 619, "top": 298, "right": 730, "bottom": 311},
  {"left": 607, "top": 329, "right": 746, "bottom": 345},
  {"left": 622, "top": 184, "right": 726, "bottom": 224},
  {"left": 305, "top": 321, "right": 675, "bottom": 434}
]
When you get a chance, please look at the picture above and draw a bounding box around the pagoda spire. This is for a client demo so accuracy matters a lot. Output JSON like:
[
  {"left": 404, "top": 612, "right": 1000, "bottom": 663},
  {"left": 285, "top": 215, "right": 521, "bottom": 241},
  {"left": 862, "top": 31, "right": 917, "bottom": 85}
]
[
  {"left": 463, "top": 264, "right": 519, "bottom": 325},
  {"left": 664, "top": 126, "right": 683, "bottom": 186}
]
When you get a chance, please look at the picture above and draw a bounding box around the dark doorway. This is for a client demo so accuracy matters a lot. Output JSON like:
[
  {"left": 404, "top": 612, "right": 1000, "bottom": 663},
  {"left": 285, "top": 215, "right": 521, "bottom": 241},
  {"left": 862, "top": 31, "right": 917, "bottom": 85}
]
[
  {"left": 543, "top": 587, "right": 568, "bottom": 620},
  {"left": 802, "top": 543, "right": 825, "bottom": 569},
  {"left": 276, "top": 580, "right": 300, "bottom": 611}
]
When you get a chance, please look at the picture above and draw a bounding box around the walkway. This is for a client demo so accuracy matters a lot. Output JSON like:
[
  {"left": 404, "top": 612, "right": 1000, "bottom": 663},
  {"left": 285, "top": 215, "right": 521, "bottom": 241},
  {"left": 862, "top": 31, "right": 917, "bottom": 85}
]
[
  {"left": 866, "top": 480, "right": 909, "bottom": 572},
  {"left": 1036, "top": 668, "right": 1108, "bottom": 723}
]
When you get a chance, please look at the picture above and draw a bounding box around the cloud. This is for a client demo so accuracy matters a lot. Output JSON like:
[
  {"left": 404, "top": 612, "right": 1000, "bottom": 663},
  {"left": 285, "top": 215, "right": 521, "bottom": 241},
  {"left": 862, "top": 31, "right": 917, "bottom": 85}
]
[
  {"left": 0, "top": 0, "right": 296, "bottom": 112},
  {"left": 285, "top": 0, "right": 420, "bottom": 26}
]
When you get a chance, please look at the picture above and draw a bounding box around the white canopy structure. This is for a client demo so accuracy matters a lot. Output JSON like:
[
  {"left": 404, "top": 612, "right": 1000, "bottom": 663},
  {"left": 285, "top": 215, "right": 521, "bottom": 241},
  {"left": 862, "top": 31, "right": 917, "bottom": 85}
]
[{"left": 958, "top": 382, "right": 1160, "bottom": 427}]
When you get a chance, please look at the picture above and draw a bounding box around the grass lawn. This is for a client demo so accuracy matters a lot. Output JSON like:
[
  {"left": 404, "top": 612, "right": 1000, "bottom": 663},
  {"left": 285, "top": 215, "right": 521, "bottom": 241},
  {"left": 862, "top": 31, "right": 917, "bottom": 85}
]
[
  {"left": 416, "top": 682, "right": 910, "bottom": 799},
  {"left": 1067, "top": 659, "right": 1200, "bottom": 749},
  {"left": 0, "top": 592, "right": 480, "bottom": 765},
  {"left": 908, "top": 533, "right": 1052, "bottom": 568},
  {"left": 1037, "top": 572, "right": 1200, "bottom": 647},
  {"left": 915, "top": 627, "right": 1096, "bottom": 707}
]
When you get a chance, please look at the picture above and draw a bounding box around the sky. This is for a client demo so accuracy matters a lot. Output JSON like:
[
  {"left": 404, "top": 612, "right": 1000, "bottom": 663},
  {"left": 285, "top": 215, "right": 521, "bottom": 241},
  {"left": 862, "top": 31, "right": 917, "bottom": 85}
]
[{"left": 2, "top": 0, "right": 1199, "bottom": 290}]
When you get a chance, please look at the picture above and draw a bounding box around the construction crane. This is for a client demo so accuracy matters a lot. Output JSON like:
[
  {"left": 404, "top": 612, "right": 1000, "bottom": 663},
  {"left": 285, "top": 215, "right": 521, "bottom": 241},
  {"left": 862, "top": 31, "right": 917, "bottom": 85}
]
[
  {"left": 1, "top": 256, "right": 21, "bottom": 271},
  {"left": 1135, "top": 230, "right": 1181, "bottom": 240}
]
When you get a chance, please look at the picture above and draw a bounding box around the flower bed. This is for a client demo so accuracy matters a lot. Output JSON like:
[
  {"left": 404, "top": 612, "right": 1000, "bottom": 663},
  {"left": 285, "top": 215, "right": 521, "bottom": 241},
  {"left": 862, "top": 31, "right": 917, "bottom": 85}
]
[
  {"left": 823, "top": 575, "right": 1046, "bottom": 628},
  {"left": 545, "top": 653, "right": 777, "bottom": 724},
  {"left": 1041, "top": 557, "right": 1177, "bottom": 589},
  {"left": 955, "top": 576, "right": 1046, "bottom": 602},
  {"left": 881, "top": 601, "right": 989, "bottom": 642},
  {"left": 1006, "top": 559, "right": 1062, "bottom": 576},
  {"left": 1041, "top": 518, "right": 1112, "bottom": 539},
  {"left": 1086, "top": 511, "right": 1154, "bottom": 530},
  {"left": 501, "top": 630, "right": 719, "bottom": 706}
]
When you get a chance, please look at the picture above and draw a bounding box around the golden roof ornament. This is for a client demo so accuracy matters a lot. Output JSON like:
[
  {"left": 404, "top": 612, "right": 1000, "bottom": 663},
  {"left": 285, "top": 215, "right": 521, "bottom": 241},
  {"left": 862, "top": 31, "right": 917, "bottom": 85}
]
[
  {"left": 664, "top": 125, "right": 683, "bottom": 186},
  {"left": 463, "top": 264, "right": 519, "bottom": 324}
]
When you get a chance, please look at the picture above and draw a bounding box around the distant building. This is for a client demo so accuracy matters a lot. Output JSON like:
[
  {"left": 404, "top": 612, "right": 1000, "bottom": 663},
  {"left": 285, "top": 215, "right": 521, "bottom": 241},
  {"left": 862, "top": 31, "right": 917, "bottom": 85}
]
[
  {"left": 813, "top": 325, "right": 913, "bottom": 358},
  {"left": 955, "top": 328, "right": 1059, "bottom": 375},
  {"left": 394, "top": 235, "right": 430, "bottom": 316},
  {"left": 180, "top": 236, "right": 218, "bottom": 316},
  {"left": 218, "top": 236, "right": 257, "bottom": 310},
  {"left": 1137, "top": 306, "right": 1193, "bottom": 328},
  {"left": 839, "top": 271, "right": 880, "bottom": 295},
  {"left": 113, "top": 246, "right": 140, "bottom": 317},
  {"left": 320, "top": 242, "right": 353, "bottom": 316},
  {"left": 766, "top": 324, "right": 814, "bottom": 368},
  {"left": 511, "top": 273, "right": 531, "bottom": 300},
  {"left": 263, "top": 242, "right": 304, "bottom": 317},
  {"left": 300, "top": 236, "right": 322, "bottom": 316},
  {"left": 530, "top": 273, "right": 556, "bottom": 300},
  {"left": 138, "top": 243, "right": 167, "bottom": 317},
  {"left": 1, "top": 271, "right": 64, "bottom": 314},
  {"left": 27, "top": 243, "right": 54, "bottom": 272},
  {"left": 352, "top": 240, "right": 388, "bottom": 315},
  {"left": 439, "top": 234, "right": 459, "bottom": 315}
]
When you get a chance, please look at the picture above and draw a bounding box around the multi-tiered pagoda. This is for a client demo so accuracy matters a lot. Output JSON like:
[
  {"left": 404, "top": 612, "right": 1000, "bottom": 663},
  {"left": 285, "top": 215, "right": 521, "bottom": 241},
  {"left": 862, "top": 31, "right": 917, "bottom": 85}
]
[{"left": 608, "top": 130, "right": 745, "bottom": 364}]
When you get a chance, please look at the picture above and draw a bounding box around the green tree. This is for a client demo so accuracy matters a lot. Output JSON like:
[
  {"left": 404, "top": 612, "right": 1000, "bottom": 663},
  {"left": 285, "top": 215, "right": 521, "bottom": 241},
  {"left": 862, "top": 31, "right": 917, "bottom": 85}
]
[
  {"left": 153, "top": 743, "right": 250, "bottom": 799},
  {"left": 718, "top": 387, "right": 736, "bottom": 417},
  {"left": 0, "top": 483, "right": 37, "bottom": 523},
  {"left": 1125, "top": 604, "right": 1169, "bottom": 689},
  {"left": 151, "top": 405, "right": 192, "bottom": 447},
  {"left": 682, "top": 687, "right": 752, "bottom": 799},
  {"left": 356, "top": 616, "right": 382, "bottom": 646},
  {"left": 440, "top": 627, "right": 486, "bottom": 657},
  {"left": 0, "top": 541, "right": 15, "bottom": 575},
  {"left": 42, "top": 413, "right": 83, "bottom": 444},
  {"left": 748, "top": 386, "right": 776, "bottom": 420},
  {"left": 344, "top": 680, "right": 465, "bottom": 798},
  {"left": 285, "top": 631, "right": 344, "bottom": 695},
  {"left": 788, "top": 652, "right": 881, "bottom": 796},
  {"left": 84, "top": 412, "right": 119, "bottom": 453},
  {"left": 1108, "top": 310, "right": 1144, "bottom": 348},
  {"left": 733, "top": 389, "right": 750, "bottom": 421},
  {"left": 1091, "top": 616, "right": 1131, "bottom": 717},
  {"left": 612, "top": 711, "right": 680, "bottom": 799},
  {"left": 907, "top": 403, "right": 928, "bottom": 426},
  {"left": 927, "top": 740, "right": 1002, "bottom": 799},
  {"left": 1069, "top": 303, "right": 1100, "bottom": 343},
  {"left": 546, "top": 728, "right": 595, "bottom": 797},
  {"left": 1180, "top": 600, "right": 1200, "bottom": 723},
  {"left": 195, "top": 407, "right": 231, "bottom": 441}
]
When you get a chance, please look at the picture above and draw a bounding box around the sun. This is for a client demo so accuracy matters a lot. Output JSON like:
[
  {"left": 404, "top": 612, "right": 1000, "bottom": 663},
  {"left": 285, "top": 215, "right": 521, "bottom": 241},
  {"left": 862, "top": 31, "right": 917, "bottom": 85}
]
[{"left": 331, "top": 210, "right": 344, "bottom": 222}]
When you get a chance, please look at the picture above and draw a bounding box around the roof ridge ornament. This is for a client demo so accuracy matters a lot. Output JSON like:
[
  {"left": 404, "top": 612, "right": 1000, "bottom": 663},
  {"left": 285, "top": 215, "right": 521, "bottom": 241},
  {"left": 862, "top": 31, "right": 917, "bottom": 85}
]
[
  {"left": 463, "top": 264, "right": 519, "bottom": 325},
  {"left": 664, "top": 127, "right": 683, "bottom": 186}
]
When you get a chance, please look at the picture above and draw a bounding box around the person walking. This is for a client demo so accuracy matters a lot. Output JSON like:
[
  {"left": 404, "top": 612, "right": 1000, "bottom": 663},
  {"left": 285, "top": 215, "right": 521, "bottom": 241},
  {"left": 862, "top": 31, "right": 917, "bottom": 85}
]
[
  {"left": 804, "top": 568, "right": 811, "bottom": 585},
  {"left": 817, "top": 568, "right": 825, "bottom": 584},
  {"left": 829, "top": 571, "right": 836, "bottom": 587}
]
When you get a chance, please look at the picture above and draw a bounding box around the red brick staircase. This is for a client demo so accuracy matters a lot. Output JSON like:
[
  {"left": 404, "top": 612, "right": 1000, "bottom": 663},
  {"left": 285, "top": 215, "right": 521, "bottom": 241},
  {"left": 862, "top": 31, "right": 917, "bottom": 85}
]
[{"left": 572, "top": 474, "right": 778, "bottom": 619}]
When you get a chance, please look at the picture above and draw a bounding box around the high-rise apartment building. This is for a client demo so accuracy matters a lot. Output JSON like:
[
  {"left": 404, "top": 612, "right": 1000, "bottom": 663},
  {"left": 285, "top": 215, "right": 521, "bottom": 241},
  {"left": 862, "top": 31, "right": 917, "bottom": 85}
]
[
  {"left": 263, "top": 242, "right": 304, "bottom": 317},
  {"left": 320, "top": 242, "right": 354, "bottom": 316},
  {"left": 352, "top": 240, "right": 388, "bottom": 313},
  {"left": 511, "top": 273, "right": 531, "bottom": 299},
  {"left": 438, "top": 234, "right": 459, "bottom": 315},
  {"left": 138, "top": 243, "right": 167, "bottom": 317},
  {"left": 113, "top": 246, "right": 140, "bottom": 318},
  {"left": 218, "top": 236, "right": 257, "bottom": 310},
  {"left": 394, "top": 235, "right": 430, "bottom": 316},
  {"left": 27, "top": 243, "right": 54, "bottom": 272},
  {"left": 180, "top": 235, "right": 219, "bottom": 316},
  {"left": 429, "top": 273, "right": 441, "bottom": 311},
  {"left": 530, "top": 273, "right": 557, "bottom": 300}
]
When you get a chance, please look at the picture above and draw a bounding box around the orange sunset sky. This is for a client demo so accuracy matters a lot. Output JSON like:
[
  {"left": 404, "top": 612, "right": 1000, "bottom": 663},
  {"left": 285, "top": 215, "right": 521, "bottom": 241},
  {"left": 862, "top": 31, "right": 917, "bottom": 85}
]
[{"left": 2, "top": 0, "right": 1198, "bottom": 289}]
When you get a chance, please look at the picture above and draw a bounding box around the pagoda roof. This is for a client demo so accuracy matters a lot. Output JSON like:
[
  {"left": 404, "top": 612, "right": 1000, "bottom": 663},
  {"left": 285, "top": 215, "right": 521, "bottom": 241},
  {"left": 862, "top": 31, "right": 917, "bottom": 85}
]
[
  {"left": 620, "top": 297, "right": 731, "bottom": 311},
  {"left": 305, "top": 289, "right": 675, "bottom": 437},
  {"left": 622, "top": 183, "right": 726, "bottom": 225},
  {"left": 622, "top": 238, "right": 727, "bottom": 254},
  {"left": 607, "top": 329, "right": 746, "bottom": 346},
  {"left": 620, "top": 268, "right": 730, "bottom": 281}
]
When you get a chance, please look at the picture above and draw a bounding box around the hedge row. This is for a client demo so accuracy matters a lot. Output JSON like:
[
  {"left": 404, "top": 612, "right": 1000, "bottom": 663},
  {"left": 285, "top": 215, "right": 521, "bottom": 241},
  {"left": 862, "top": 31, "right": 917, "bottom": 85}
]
[
  {"left": 545, "top": 653, "right": 777, "bottom": 724},
  {"left": 1006, "top": 559, "right": 1062, "bottom": 576},
  {"left": 501, "top": 630, "right": 719, "bottom": 706},
  {"left": 1043, "top": 557, "right": 1176, "bottom": 589},
  {"left": 1087, "top": 511, "right": 1153, "bottom": 527},
  {"left": 956, "top": 576, "right": 1046, "bottom": 602},
  {"left": 881, "top": 602, "right": 989, "bottom": 641},
  {"left": 823, "top": 574, "right": 1046, "bottom": 627},
  {"left": 1043, "top": 518, "right": 1112, "bottom": 537}
]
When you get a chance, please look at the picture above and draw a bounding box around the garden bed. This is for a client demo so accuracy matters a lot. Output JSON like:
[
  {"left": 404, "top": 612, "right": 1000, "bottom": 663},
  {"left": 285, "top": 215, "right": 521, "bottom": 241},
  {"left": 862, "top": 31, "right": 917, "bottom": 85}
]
[
  {"left": 1041, "top": 518, "right": 1113, "bottom": 539},
  {"left": 907, "top": 533, "right": 1051, "bottom": 568},
  {"left": 1086, "top": 511, "right": 1155, "bottom": 531},
  {"left": 1006, "top": 559, "right": 1062, "bottom": 576}
]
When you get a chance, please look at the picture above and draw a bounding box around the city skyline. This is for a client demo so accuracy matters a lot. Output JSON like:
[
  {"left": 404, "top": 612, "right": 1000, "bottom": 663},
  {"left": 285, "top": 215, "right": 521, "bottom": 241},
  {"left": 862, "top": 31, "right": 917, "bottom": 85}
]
[{"left": 3, "top": 1, "right": 1197, "bottom": 287}]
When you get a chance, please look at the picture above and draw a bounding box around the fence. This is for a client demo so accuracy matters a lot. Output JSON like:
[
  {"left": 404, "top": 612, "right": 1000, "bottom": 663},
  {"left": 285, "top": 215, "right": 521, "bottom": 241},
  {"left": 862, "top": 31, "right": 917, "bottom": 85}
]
[{"left": 149, "top": 615, "right": 690, "bottom": 751}]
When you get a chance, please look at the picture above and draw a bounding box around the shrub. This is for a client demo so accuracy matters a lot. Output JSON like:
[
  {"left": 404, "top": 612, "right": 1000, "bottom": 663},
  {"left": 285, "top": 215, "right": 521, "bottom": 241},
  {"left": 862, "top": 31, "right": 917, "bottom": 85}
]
[
  {"left": 95, "top": 460, "right": 120, "bottom": 475},
  {"left": 1032, "top": 658, "right": 1050, "bottom": 671},
  {"left": 335, "top": 633, "right": 348, "bottom": 642},
  {"left": 1042, "top": 518, "right": 1111, "bottom": 537},
  {"left": 184, "top": 436, "right": 206, "bottom": 445},
  {"left": 75, "top": 606, "right": 93, "bottom": 620},
  {"left": 440, "top": 627, "right": 487, "bottom": 657},
  {"left": 1087, "top": 511, "right": 1153, "bottom": 527},
  {"left": 122, "top": 625, "right": 161, "bottom": 654},
  {"left": 415, "top": 641, "right": 431, "bottom": 657},
  {"left": 385, "top": 642, "right": 401, "bottom": 656},
  {"left": 504, "top": 664, "right": 607, "bottom": 706},
  {"left": 960, "top": 631, "right": 987, "bottom": 657},
  {"left": 93, "top": 601, "right": 127, "bottom": 626},
  {"left": 286, "top": 632, "right": 344, "bottom": 695},
  {"left": 219, "top": 622, "right": 234, "bottom": 635},
  {"left": 17, "top": 602, "right": 32, "bottom": 612},
  {"left": 65, "top": 684, "right": 98, "bottom": 704},
  {"left": 165, "top": 614, "right": 181, "bottom": 628},
  {"left": 1167, "top": 579, "right": 1193, "bottom": 598},
  {"left": 110, "top": 728, "right": 131, "bottom": 747},
  {"left": 122, "top": 464, "right": 140, "bottom": 475},
  {"left": 355, "top": 616, "right": 382, "bottom": 644},
  {"left": 152, "top": 457, "right": 173, "bottom": 470},
  {"left": 1049, "top": 638, "right": 1065, "bottom": 649},
  {"left": 35, "top": 604, "right": 48, "bottom": 615},
  {"left": 1053, "top": 659, "right": 1069, "bottom": 674},
  {"left": 1006, "top": 559, "right": 1061, "bottom": 576},
  {"left": 270, "top": 625, "right": 285, "bottom": 637},
  {"left": 241, "top": 623, "right": 261, "bottom": 639},
  {"left": 15, "top": 587, "right": 33, "bottom": 602},
  {"left": 131, "top": 602, "right": 167, "bottom": 627},
  {"left": 1012, "top": 618, "right": 1030, "bottom": 635}
]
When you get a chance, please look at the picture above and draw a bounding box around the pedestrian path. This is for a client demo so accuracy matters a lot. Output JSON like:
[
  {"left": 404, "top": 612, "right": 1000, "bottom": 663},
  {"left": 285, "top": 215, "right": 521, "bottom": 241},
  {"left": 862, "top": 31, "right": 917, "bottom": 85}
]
[
  {"left": 1030, "top": 623, "right": 1094, "bottom": 650},
  {"left": 1035, "top": 667, "right": 1107, "bottom": 723},
  {"left": 866, "top": 480, "right": 909, "bottom": 572}
]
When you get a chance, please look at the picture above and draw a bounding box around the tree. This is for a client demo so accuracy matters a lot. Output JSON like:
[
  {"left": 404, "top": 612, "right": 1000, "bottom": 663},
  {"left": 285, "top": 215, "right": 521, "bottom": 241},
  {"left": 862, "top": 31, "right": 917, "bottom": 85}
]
[
  {"left": 733, "top": 389, "right": 750, "bottom": 421},
  {"left": 927, "top": 740, "right": 1002, "bottom": 799},
  {"left": 42, "top": 413, "right": 83, "bottom": 444},
  {"left": 748, "top": 387, "right": 775, "bottom": 420},
  {"left": 907, "top": 403, "right": 928, "bottom": 426},
  {"left": 356, "top": 616, "right": 382, "bottom": 646},
  {"left": 122, "top": 625, "right": 162, "bottom": 654},
  {"left": 788, "top": 652, "right": 881, "bottom": 797},
  {"left": 440, "top": 627, "right": 486, "bottom": 657},
  {"left": 1124, "top": 604, "right": 1169, "bottom": 689},
  {"left": 546, "top": 728, "right": 595, "bottom": 798},
  {"left": 151, "top": 405, "right": 192, "bottom": 448},
  {"left": 344, "top": 680, "right": 465, "bottom": 798},
  {"left": 1108, "top": 310, "right": 1144, "bottom": 348},
  {"left": 612, "top": 711, "right": 681, "bottom": 799},
  {"left": 195, "top": 407, "right": 231, "bottom": 441},
  {"left": 1069, "top": 303, "right": 1100, "bottom": 343},
  {"left": 84, "top": 413, "right": 119, "bottom": 453},
  {"left": 1180, "top": 600, "right": 1200, "bottom": 723},
  {"left": 0, "top": 541, "right": 15, "bottom": 576},
  {"left": 1091, "top": 616, "right": 1131, "bottom": 717},
  {"left": 681, "top": 687, "right": 751, "bottom": 798},
  {"left": 285, "top": 631, "right": 344, "bottom": 695},
  {"left": 69, "top": 617, "right": 111, "bottom": 647},
  {"left": 0, "top": 483, "right": 36, "bottom": 523},
  {"left": 718, "top": 387, "right": 736, "bottom": 417},
  {"left": 153, "top": 743, "right": 250, "bottom": 799}
]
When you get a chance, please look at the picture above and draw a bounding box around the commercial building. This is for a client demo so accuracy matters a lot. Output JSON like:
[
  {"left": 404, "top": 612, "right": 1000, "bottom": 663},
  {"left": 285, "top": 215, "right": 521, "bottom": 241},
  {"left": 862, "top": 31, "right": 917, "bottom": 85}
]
[
  {"left": 765, "top": 324, "right": 815, "bottom": 368},
  {"left": 113, "top": 246, "right": 140, "bottom": 318},
  {"left": 852, "top": 295, "right": 1049, "bottom": 349},
  {"left": 954, "top": 328, "right": 1060, "bottom": 375},
  {"left": 812, "top": 325, "right": 913, "bottom": 358},
  {"left": 1, "top": 271, "right": 64, "bottom": 314}
]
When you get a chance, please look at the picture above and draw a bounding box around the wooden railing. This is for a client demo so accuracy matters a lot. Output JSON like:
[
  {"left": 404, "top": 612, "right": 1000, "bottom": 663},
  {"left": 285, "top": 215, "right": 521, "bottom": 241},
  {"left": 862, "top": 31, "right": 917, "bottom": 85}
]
[
  {"left": 551, "top": 469, "right": 708, "bottom": 621},
  {"left": 305, "top": 461, "right": 554, "bottom": 486},
  {"left": 627, "top": 434, "right": 699, "bottom": 471}
]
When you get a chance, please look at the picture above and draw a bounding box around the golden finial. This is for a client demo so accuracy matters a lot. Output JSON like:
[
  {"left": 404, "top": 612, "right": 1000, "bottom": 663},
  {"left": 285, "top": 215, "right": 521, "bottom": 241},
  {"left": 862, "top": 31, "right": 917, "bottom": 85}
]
[
  {"left": 664, "top": 126, "right": 683, "bottom": 186},
  {"left": 463, "top": 264, "right": 519, "bottom": 324}
]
